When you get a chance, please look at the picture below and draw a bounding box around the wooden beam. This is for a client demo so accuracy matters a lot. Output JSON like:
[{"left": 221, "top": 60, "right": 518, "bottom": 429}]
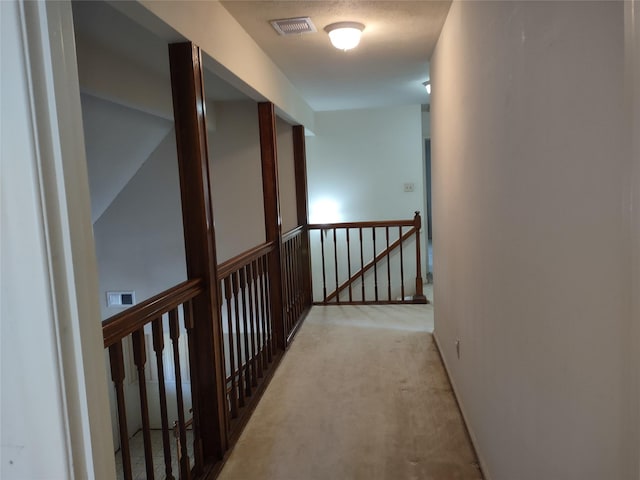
[
  {"left": 292, "top": 125, "right": 309, "bottom": 227},
  {"left": 292, "top": 125, "right": 313, "bottom": 307},
  {"left": 168, "top": 42, "right": 228, "bottom": 460},
  {"left": 258, "top": 102, "right": 286, "bottom": 350}
]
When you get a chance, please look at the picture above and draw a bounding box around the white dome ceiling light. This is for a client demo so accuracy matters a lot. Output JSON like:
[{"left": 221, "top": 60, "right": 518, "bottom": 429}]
[{"left": 324, "top": 22, "right": 365, "bottom": 51}]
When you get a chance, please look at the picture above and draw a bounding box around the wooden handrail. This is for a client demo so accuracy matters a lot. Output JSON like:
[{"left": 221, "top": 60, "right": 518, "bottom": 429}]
[
  {"left": 282, "top": 225, "right": 304, "bottom": 242},
  {"left": 309, "top": 218, "right": 416, "bottom": 230},
  {"left": 324, "top": 226, "right": 417, "bottom": 302},
  {"left": 217, "top": 241, "right": 276, "bottom": 279},
  {"left": 102, "top": 279, "right": 204, "bottom": 348},
  {"left": 311, "top": 212, "right": 426, "bottom": 304}
]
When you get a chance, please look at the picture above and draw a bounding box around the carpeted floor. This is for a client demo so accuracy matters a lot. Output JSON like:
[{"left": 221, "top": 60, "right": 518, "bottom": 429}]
[{"left": 218, "top": 302, "right": 483, "bottom": 480}]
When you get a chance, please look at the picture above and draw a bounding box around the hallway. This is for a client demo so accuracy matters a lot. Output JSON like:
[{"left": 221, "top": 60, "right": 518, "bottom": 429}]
[{"left": 218, "top": 297, "right": 482, "bottom": 480}]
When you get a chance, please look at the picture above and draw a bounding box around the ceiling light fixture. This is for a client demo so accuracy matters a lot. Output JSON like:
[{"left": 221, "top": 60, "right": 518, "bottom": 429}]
[
  {"left": 324, "top": 22, "right": 365, "bottom": 51},
  {"left": 423, "top": 81, "right": 431, "bottom": 95}
]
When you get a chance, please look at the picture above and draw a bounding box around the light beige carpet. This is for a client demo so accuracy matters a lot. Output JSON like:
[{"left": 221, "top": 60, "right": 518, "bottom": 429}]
[{"left": 218, "top": 303, "right": 482, "bottom": 480}]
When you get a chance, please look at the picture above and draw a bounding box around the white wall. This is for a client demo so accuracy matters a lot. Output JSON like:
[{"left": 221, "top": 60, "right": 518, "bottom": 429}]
[
  {"left": 1, "top": 2, "right": 115, "bottom": 478},
  {"left": 81, "top": 93, "right": 172, "bottom": 222},
  {"left": 93, "top": 130, "right": 186, "bottom": 320},
  {"left": 306, "top": 105, "right": 424, "bottom": 223},
  {"left": 277, "top": 117, "right": 298, "bottom": 233},
  {"left": 305, "top": 106, "right": 426, "bottom": 301},
  {"left": 431, "top": 2, "right": 636, "bottom": 479},
  {"left": 208, "top": 101, "right": 266, "bottom": 262}
]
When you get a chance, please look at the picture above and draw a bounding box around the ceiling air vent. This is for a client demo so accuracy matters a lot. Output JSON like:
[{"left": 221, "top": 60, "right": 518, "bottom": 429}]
[{"left": 270, "top": 17, "right": 317, "bottom": 36}]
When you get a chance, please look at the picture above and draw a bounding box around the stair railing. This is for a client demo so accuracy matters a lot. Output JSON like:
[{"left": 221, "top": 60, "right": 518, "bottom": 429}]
[
  {"left": 102, "top": 279, "right": 204, "bottom": 480},
  {"left": 308, "top": 212, "right": 427, "bottom": 305}
]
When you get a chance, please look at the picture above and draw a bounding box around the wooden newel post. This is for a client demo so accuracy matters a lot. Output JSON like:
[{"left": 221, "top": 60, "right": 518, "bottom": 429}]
[
  {"left": 258, "top": 102, "right": 286, "bottom": 350},
  {"left": 413, "top": 211, "right": 428, "bottom": 304},
  {"left": 292, "top": 125, "right": 312, "bottom": 307},
  {"left": 169, "top": 41, "right": 228, "bottom": 461}
]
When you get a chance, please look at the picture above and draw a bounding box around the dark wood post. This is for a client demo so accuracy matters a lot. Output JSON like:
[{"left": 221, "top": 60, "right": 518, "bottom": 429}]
[
  {"left": 292, "top": 125, "right": 313, "bottom": 307},
  {"left": 412, "top": 211, "right": 428, "bottom": 303},
  {"left": 168, "top": 42, "right": 228, "bottom": 460},
  {"left": 258, "top": 102, "right": 286, "bottom": 350}
]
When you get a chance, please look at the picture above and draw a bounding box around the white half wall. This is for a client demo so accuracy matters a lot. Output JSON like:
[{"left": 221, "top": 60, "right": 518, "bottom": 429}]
[{"left": 431, "top": 2, "right": 635, "bottom": 479}]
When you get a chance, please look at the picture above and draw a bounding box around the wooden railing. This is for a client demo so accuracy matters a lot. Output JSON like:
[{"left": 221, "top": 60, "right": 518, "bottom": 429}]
[
  {"left": 308, "top": 212, "right": 427, "bottom": 305},
  {"left": 217, "top": 241, "right": 280, "bottom": 441},
  {"left": 282, "top": 226, "right": 311, "bottom": 340},
  {"left": 103, "top": 279, "right": 204, "bottom": 480},
  {"left": 103, "top": 231, "right": 313, "bottom": 480}
]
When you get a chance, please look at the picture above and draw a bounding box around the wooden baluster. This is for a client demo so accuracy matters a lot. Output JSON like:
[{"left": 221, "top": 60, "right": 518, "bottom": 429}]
[
  {"left": 152, "top": 318, "right": 175, "bottom": 480},
  {"left": 295, "top": 235, "right": 303, "bottom": 317},
  {"left": 346, "top": 229, "right": 352, "bottom": 302},
  {"left": 183, "top": 300, "right": 203, "bottom": 471},
  {"left": 131, "top": 329, "right": 154, "bottom": 480},
  {"left": 386, "top": 226, "right": 392, "bottom": 301},
  {"left": 333, "top": 228, "right": 339, "bottom": 304},
  {"left": 359, "top": 227, "right": 365, "bottom": 301},
  {"left": 247, "top": 262, "right": 259, "bottom": 382},
  {"left": 109, "top": 341, "right": 132, "bottom": 480},
  {"left": 320, "top": 229, "right": 327, "bottom": 302},
  {"left": 231, "top": 272, "right": 245, "bottom": 407},
  {"left": 256, "top": 258, "right": 269, "bottom": 364},
  {"left": 305, "top": 230, "right": 312, "bottom": 306},
  {"left": 255, "top": 258, "right": 266, "bottom": 369},
  {"left": 288, "top": 240, "right": 295, "bottom": 329},
  {"left": 281, "top": 241, "right": 290, "bottom": 333},
  {"left": 413, "top": 211, "right": 427, "bottom": 302},
  {"left": 373, "top": 227, "right": 379, "bottom": 301},
  {"left": 258, "top": 102, "right": 286, "bottom": 351},
  {"left": 224, "top": 277, "right": 238, "bottom": 418},
  {"left": 261, "top": 255, "right": 273, "bottom": 363},
  {"left": 285, "top": 240, "right": 292, "bottom": 331},
  {"left": 251, "top": 260, "right": 264, "bottom": 378},
  {"left": 169, "top": 309, "right": 190, "bottom": 480},
  {"left": 293, "top": 124, "right": 312, "bottom": 308},
  {"left": 399, "top": 226, "right": 405, "bottom": 301},
  {"left": 239, "top": 268, "right": 253, "bottom": 394}
]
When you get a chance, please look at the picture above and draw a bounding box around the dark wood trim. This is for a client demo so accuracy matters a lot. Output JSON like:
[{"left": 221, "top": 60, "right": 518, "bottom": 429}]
[
  {"left": 292, "top": 125, "right": 309, "bottom": 228},
  {"left": 217, "top": 241, "right": 276, "bottom": 279},
  {"left": 169, "top": 41, "right": 228, "bottom": 459},
  {"left": 282, "top": 225, "right": 304, "bottom": 242},
  {"left": 412, "top": 211, "right": 427, "bottom": 303},
  {"left": 292, "top": 125, "right": 313, "bottom": 309},
  {"left": 308, "top": 219, "right": 416, "bottom": 229},
  {"left": 102, "top": 279, "right": 204, "bottom": 348},
  {"left": 258, "top": 102, "right": 286, "bottom": 351}
]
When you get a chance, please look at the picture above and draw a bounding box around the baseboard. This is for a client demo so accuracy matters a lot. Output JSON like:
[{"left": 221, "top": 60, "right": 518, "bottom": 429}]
[{"left": 432, "top": 330, "right": 493, "bottom": 480}]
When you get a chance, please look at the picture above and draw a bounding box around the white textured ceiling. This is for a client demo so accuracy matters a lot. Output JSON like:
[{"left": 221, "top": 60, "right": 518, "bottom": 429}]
[{"left": 220, "top": 0, "right": 451, "bottom": 111}]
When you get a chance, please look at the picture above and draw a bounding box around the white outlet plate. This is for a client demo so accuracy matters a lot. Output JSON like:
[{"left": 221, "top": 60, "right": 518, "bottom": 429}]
[{"left": 403, "top": 182, "right": 415, "bottom": 192}]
